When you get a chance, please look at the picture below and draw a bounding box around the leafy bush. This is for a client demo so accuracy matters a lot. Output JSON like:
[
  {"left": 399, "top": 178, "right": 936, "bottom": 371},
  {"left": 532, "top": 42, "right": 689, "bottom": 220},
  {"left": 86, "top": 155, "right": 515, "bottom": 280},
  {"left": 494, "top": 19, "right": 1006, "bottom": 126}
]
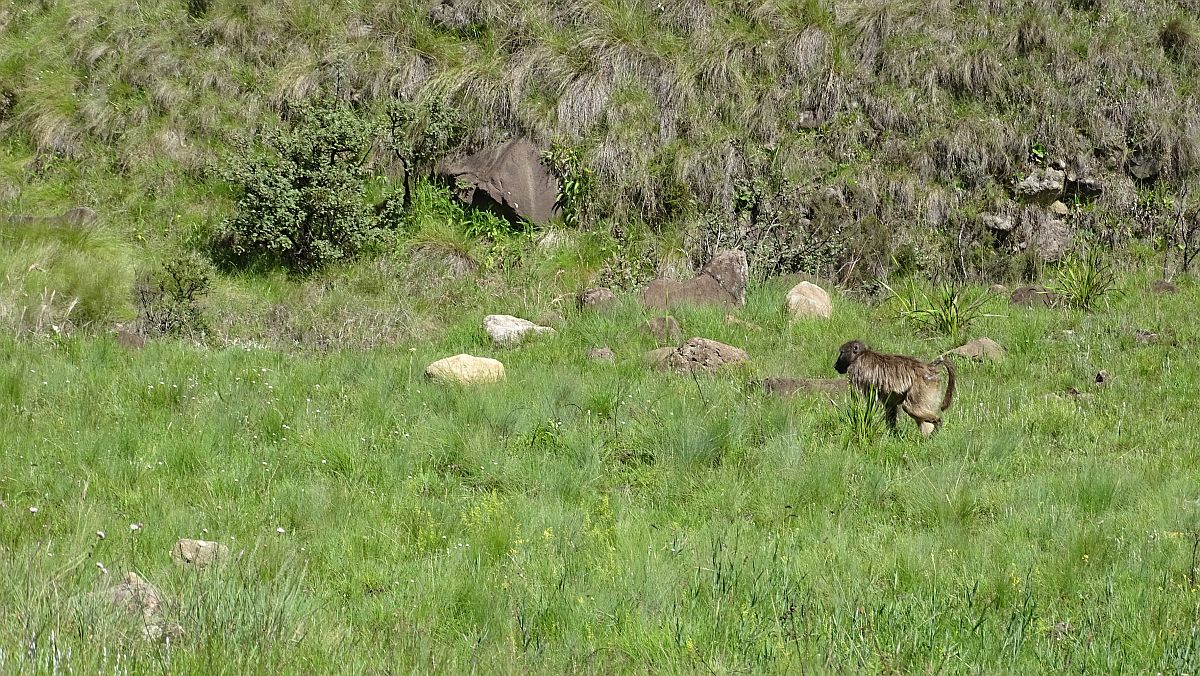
[
  {"left": 135, "top": 253, "right": 214, "bottom": 338},
  {"left": 1048, "top": 246, "right": 1117, "bottom": 311},
  {"left": 383, "top": 98, "right": 464, "bottom": 215},
  {"left": 217, "top": 99, "right": 378, "bottom": 272},
  {"left": 885, "top": 281, "right": 997, "bottom": 341},
  {"left": 542, "top": 142, "right": 594, "bottom": 229}
]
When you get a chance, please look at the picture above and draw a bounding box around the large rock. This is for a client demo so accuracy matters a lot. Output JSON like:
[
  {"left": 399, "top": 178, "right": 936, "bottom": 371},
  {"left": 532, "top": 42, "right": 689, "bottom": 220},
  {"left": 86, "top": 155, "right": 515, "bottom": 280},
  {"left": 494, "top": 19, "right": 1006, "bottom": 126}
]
[
  {"left": 785, "top": 282, "right": 832, "bottom": 319},
  {"left": 425, "top": 354, "right": 506, "bottom": 384},
  {"left": 1013, "top": 168, "right": 1065, "bottom": 204},
  {"left": 483, "top": 314, "right": 556, "bottom": 346},
  {"left": 667, "top": 338, "right": 749, "bottom": 374},
  {"left": 642, "top": 250, "right": 748, "bottom": 310},
  {"left": 170, "top": 539, "right": 230, "bottom": 569},
  {"left": 438, "top": 138, "right": 560, "bottom": 225},
  {"left": 980, "top": 212, "right": 1015, "bottom": 232},
  {"left": 948, "top": 337, "right": 1006, "bottom": 361},
  {"left": 1032, "top": 217, "right": 1072, "bottom": 261},
  {"left": 645, "top": 316, "right": 682, "bottom": 344}
]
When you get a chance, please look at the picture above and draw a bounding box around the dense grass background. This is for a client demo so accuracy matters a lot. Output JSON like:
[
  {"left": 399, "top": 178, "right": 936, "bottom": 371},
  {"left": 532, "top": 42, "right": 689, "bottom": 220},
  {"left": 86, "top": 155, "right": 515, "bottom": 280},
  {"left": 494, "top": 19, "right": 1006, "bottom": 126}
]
[
  {"left": 2, "top": 0, "right": 1200, "bottom": 672},
  {"left": 3, "top": 271, "right": 1200, "bottom": 672}
]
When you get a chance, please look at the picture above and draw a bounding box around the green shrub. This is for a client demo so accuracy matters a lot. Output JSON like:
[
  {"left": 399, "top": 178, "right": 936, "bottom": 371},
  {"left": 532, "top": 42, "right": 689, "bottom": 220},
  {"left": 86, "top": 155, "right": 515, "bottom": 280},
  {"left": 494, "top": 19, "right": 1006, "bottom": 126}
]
[
  {"left": 885, "top": 280, "right": 997, "bottom": 341},
  {"left": 841, "top": 386, "right": 886, "bottom": 446},
  {"left": 1048, "top": 246, "right": 1117, "bottom": 311},
  {"left": 135, "top": 253, "right": 214, "bottom": 338},
  {"left": 542, "top": 142, "right": 594, "bottom": 229},
  {"left": 217, "top": 99, "right": 378, "bottom": 272}
]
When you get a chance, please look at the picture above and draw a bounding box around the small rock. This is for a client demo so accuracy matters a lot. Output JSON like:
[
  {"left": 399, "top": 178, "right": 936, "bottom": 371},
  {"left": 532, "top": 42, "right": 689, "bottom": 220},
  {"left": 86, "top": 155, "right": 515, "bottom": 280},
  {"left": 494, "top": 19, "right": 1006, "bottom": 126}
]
[
  {"left": 1151, "top": 280, "right": 1179, "bottom": 295},
  {"left": 645, "top": 316, "right": 683, "bottom": 344},
  {"left": 948, "top": 337, "right": 1006, "bottom": 361},
  {"left": 980, "top": 212, "right": 1015, "bottom": 232},
  {"left": 1134, "top": 329, "right": 1158, "bottom": 345},
  {"left": 578, "top": 287, "right": 616, "bottom": 310},
  {"left": 1095, "top": 369, "right": 1111, "bottom": 386},
  {"left": 1010, "top": 285, "right": 1060, "bottom": 308},
  {"left": 642, "top": 249, "right": 748, "bottom": 310},
  {"left": 666, "top": 338, "right": 749, "bottom": 374},
  {"left": 587, "top": 347, "right": 615, "bottom": 362},
  {"left": 1049, "top": 201, "right": 1070, "bottom": 216},
  {"left": 785, "top": 281, "right": 832, "bottom": 320},
  {"left": 759, "top": 377, "right": 846, "bottom": 397},
  {"left": 645, "top": 347, "right": 677, "bottom": 370},
  {"left": 424, "top": 354, "right": 506, "bottom": 384},
  {"left": 1126, "top": 151, "right": 1160, "bottom": 183},
  {"left": 142, "top": 621, "right": 185, "bottom": 642},
  {"left": 109, "top": 572, "right": 164, "bottom": 620},
  {"left": 483, "top": 314, "right": 556, "bottom": 346},
  {"left": 1014, "top": 168, "right": 1065, "bottom": 204},
  {"left": 170, "top": 539, "right": 230, "bottom": 569}
]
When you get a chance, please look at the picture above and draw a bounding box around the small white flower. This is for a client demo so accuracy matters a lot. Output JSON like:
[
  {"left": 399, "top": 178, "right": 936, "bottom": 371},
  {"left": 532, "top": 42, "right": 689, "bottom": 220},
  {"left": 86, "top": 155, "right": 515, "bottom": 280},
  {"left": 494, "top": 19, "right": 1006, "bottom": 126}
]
[
  {"left": 28, "top": 506, "right": 38, "bottom": 514},
  {"left": 130, "top": 523, "right": 142, "bottom": 532}
]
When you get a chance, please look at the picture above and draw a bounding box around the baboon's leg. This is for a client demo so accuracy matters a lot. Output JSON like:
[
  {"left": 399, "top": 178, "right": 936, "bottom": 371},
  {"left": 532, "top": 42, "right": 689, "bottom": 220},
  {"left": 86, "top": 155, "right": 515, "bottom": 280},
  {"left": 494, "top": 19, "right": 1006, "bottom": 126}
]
[
  {"left": 884, "top": 403, "right": 899, "bottom": 429},
  {"left": 903, "top": 386, "right": 943, "bottom": 437}
]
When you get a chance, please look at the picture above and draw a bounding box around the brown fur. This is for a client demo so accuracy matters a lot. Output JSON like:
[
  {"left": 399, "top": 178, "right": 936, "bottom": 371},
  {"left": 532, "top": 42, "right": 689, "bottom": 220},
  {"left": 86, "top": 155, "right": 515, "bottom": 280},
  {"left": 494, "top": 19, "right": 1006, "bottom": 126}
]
[{"left": 834, "top": 339, "right": 956, "bottom": 437}]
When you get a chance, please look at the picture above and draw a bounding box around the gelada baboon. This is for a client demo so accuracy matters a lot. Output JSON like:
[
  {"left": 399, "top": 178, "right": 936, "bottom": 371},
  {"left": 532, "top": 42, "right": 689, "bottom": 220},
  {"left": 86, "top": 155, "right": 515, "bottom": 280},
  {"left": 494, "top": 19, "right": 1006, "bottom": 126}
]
[{"left": 833, "top": 339, "right": 956, "bottom": 437}]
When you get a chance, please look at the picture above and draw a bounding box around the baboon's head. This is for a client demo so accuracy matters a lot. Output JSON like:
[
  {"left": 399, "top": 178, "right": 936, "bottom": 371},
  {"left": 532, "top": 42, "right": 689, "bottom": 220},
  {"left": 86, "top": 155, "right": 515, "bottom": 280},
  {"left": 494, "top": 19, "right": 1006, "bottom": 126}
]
[{"left": 834, "top": 340, "right": 867, "bottom": 374}]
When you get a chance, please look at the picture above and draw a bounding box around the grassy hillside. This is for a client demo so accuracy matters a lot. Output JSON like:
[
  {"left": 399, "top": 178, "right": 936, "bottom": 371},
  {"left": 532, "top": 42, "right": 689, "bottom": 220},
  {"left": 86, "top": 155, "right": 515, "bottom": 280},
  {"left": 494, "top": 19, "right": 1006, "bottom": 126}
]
[{"left": 2, "top": 0, "right": 1200, "bottom": 303}]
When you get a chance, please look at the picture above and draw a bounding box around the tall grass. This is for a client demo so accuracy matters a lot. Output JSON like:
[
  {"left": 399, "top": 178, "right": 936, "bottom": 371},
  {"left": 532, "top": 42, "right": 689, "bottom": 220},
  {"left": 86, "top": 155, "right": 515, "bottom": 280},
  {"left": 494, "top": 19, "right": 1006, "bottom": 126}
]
[{"left": 1, "top": 273, "right": 1199, "bottom": 671}]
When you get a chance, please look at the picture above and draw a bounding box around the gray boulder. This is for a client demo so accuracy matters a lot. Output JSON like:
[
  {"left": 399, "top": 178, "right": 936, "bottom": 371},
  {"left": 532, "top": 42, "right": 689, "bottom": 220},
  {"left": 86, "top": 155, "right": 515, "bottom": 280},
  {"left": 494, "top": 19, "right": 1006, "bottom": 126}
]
[
  {"left": 667, "top": 338, "right": 749, "bottom": 374},
  {"left": 438, "top": 138, "right": 560, "bottom": 225},
  {"left": 483, "top": 315, "right": 556, "bottom": 346},
  {"left": 642, "top": 250, "right": 748, "bottom": 310},
  {"left": 1014, "top": 168, "right": 1065, "bottom": 204}
]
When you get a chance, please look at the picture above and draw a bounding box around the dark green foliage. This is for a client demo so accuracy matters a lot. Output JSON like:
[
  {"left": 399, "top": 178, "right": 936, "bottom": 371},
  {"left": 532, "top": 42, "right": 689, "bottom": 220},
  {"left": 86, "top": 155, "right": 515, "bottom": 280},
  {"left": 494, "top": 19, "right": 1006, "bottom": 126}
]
[
  {"left": 1161, "top": 17, "right": 1198, "bottom": 65},
  {"left": 135, "top": 252, "right": 213, "bottom": 337},
  {"left": 886, "top": 281, "right": 997, "bottom": 341},
  {"left": 1049, "top": 245, "right": 1117, "bottom": 310},
  {"left": 217, "top": 100, "right": 378, "bottom": 272},
  {"left": 542, "top": 142, "right": 594, "bottom": 229},
  {"left": 185, "top": 0, "right": 211, "bottom": 19},
  {"left": 385, "top": 98, "right": 464, "bottom": 213}
]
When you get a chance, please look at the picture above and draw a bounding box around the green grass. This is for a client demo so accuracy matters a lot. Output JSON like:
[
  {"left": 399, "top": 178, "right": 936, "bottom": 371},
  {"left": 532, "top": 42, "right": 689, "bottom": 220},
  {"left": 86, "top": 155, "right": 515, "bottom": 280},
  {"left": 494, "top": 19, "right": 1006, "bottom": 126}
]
[{"left": 3, "top": 272, "right": 1200, "bottom": 672}]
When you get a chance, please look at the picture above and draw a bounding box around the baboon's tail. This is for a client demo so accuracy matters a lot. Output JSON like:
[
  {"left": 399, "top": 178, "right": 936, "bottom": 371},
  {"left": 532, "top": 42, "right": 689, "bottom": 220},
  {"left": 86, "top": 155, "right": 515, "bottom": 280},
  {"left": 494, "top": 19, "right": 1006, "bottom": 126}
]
[{"left": 935, "top": 358, "right": 956, "bottom": 412}]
